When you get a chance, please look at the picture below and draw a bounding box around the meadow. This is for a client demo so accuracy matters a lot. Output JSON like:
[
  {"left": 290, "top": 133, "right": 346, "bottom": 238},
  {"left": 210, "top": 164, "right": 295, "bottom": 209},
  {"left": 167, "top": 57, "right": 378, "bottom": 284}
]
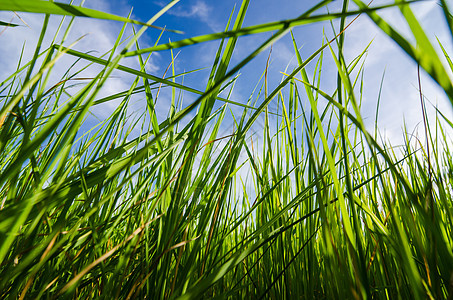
[{"left": 1, "top": 0, "right": 453, "bottom": 299}]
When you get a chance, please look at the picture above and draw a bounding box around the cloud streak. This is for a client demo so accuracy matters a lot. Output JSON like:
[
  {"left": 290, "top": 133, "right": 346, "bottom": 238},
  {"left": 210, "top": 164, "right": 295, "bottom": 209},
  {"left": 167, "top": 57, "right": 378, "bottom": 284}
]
[{"left": 154, "top": 0, "right": 221, "bottom": 31}]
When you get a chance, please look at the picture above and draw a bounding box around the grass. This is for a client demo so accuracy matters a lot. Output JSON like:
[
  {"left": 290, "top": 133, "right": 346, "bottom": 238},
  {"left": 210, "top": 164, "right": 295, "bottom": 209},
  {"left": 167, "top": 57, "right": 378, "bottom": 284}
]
[{"left": 1, "top": 0, "right": 453, "bottom": 299}]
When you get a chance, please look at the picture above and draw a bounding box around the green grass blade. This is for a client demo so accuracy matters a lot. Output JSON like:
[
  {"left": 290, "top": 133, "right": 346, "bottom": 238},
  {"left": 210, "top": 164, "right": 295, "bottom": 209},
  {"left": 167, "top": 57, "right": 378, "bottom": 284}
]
[{"left": 0, "top": 0, "right": 180, "bottom": 31}]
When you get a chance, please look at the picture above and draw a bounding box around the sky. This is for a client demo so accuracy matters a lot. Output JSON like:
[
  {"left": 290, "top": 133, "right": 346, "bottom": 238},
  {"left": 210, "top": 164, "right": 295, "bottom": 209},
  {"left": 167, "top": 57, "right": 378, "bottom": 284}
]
[{"left": 1, "top": 0, "right": 452, "bottom": 148}]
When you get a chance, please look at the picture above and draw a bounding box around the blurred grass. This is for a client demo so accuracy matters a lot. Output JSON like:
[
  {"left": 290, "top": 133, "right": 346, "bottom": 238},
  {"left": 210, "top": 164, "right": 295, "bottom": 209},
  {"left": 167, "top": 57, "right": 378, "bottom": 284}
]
[{"left": 1, "top": 0, "right": 453, "bottom": 299}]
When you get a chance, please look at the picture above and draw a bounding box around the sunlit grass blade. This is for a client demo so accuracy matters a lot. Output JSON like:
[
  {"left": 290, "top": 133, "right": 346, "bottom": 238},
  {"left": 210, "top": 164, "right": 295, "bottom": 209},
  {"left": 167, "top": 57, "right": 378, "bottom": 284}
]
[
  {"left": 124, "top": 1, "right": 417, "bottom": 56},
  {"left": 0, "top": 0, "right": 181, "bottom": 32},
  {"left": 352, "top": 0, "right": 453, "bottom": 103}
]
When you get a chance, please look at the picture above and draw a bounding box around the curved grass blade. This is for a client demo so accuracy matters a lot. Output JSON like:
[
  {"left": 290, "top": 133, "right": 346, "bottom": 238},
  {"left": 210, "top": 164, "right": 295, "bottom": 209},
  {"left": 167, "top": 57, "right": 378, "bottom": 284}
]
[
  {"left": 0, "top": 0, "right": 181, "bottom": 32},
  {"left": 124, "top": 2, "right": 418, "bottom": 56},
  {"left": 352, "top": 0, "right": 453, "bottom": 104}
]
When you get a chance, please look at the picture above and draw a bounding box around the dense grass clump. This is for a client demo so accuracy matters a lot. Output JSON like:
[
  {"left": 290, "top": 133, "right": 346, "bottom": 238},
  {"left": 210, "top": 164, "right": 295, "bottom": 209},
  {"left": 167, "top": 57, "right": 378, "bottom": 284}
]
[{"left": 1, "top": 0, "right": 453, "bottom": 299}]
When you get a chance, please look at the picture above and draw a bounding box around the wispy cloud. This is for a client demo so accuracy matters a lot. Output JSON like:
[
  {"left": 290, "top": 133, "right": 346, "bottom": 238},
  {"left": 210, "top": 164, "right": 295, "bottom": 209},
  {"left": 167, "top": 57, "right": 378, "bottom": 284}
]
[
  {"left": 154, "top": 0, "right": 220, "bottom": 31},
  {"left": 168, "top": 0, "right": 210, "bottom": 19}
]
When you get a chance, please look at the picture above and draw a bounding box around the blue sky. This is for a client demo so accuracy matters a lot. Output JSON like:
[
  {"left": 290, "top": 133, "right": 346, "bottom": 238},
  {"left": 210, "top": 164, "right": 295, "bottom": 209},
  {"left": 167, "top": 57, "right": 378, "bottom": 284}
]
[
  {"left": 111, "top": 0, "right": 453, "bottom": 143},
  {"left": 0, "top": 0, "right": 452, "bottom": 146}
]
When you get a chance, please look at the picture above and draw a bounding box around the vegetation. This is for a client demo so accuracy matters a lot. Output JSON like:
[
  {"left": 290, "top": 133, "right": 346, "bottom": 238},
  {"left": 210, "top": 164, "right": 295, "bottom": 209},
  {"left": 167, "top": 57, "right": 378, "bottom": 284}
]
[{"left": 1, "top": 0, "right": 453, "bottom": 299}]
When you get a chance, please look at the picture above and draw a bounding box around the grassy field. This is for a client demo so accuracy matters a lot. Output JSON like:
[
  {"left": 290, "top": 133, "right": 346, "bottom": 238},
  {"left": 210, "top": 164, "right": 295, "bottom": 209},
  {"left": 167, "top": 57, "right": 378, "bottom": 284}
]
[{"left": 1, "top": 0, "right": 453, "bottom": 299}]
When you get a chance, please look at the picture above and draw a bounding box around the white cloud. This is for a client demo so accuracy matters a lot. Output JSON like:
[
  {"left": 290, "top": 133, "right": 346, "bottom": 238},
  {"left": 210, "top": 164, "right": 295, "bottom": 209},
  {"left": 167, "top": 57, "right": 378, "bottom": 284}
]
[
  {"left": 0, "top": 2, "right": 164, "bottom": 123},
  {"left": 337, "top": 0, "right": 453, "bottom": 146},
  {"left": 2, "top": 0, "right": 451, "bottom": 155},
  {"left": 154, "top": 0, "right": 220, "bottom": 31},
  {"left": 154, "top": 0, "right": 209, "bottom": 18},
  {"left": 171, "top": 0, "right": 209, "bottom": 19}
]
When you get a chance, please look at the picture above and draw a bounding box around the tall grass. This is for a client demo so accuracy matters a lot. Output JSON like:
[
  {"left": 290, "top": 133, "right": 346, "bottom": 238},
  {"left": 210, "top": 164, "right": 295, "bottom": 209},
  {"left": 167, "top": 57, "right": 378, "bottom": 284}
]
[{"left": 1, "top": 0, "right": 453, "bottom": 299}]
